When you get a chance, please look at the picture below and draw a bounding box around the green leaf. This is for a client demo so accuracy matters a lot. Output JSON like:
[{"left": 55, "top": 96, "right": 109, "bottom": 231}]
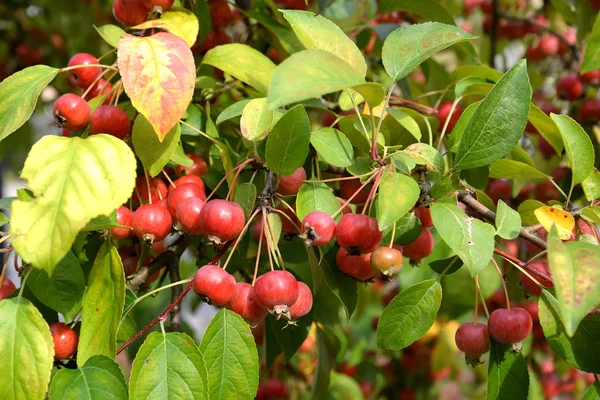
[
  {"left": 234, "top": 182, "right": 256, "bottom": 220},
  {"left": 377, "top": 280, "right": 442, "bottom": 350},
  {"left": 387, "top": 108, "right": 422, "bottom": 141},
  {"left": 94, "top": 24, "right": 125, "bottom": 48},
  {"left": 83, "top": 211, "right": 119, "bottom": 231},
  {"left": 28, "top": 251, "right": 84, "bottom": 321},
  {"left": 447, "top": 101, "right": 480, "bottom": 151},
  {"left": 377, "top": 169, "right": 420, "bottom": 231},
  {"left": 327, "top": 372, "right": 364, "bottom": 399},
  {"left": 133, "top": 115, "right": 180, "bottom": 177},
  {"left": 582, "top": 169, "right": 600, "bottom": 201},
  {"left": 0, "top": 298, "right": 54, "bottom": 400},
  {"left": 312, "top": 327, "right": 336, "bottom": 399},
  {"left": 267, "top": 50, "right": 365, "bottom": 109},
  {"left": 0, "top": 65, "right": 58, "bottom": 142},
  {"left": 49, "top": 355, "right": 128, "bottom": 400},
  {"left": 192, "top": 0, "right": 211, "bottom": 43},
  {"left": 266, "top": 213, "right": 283, "bottom": 258},
  {"left": 582, "top": 15, "right": 600, "bottom": 73},
  {"left": 351, "top": 82, "right": 386, "bottom": 108},
  {"left": 403, "top": 143, "right": 444, "bottom": 173},
  {"left": 453, "top": 60, "right": 531, "bottom": 170},
  {"left": 306, "top": 248, "right": 346, "bottom": 325},
  {"left": 487, "top": 339, "right": 530, "bottom": 400},
  {"left": 528, "top": 103, "right": 563, "bottom": 154},
  {"left": 281, "top": 10, "right": 367, "bottom": 77},
  {"left": 78, "top": 241, "right": 125, "bottom": 366},
  {"left": 489, "top": 159, "right": 549, "bottom": 182},
  {"left": 551, "top": 114, "right": 595, "bottom": 188},
  {"left": 215, "top": 99, "right": 251, "bottom": 125},
  {"left": 455, "top": 76, "right": 488, "bottom": 97},
  {"left": 240, "top": 98, "right": 273, "bottom": 142},
  {"left": 202, "top": 44, "right": 276, "bottom": 95},
  {"left": 310, "top": 128, "right": 354, "bottom": 168},
  {"left": 130, "top": 331, "right": 208, "bottom": 400},
  {"left": 429, "top": 256, "right": 463, "bottom": 275},
  {"left": 123, "top": 288, "right": 138, "bottom": 316},
  {"left": 379, "top": 0, "right": 454, "bottom": 24},
  {"left": 382, "top": 23, "right": 477, "bottom": 82},
  {"left": 539, "top": 291, "right": 600, "bottom": 373},
  {"left": 451, "top": 65, "right": 503, "bottom": 82},
  {"left": 10, "top": 135, "right": 136, "bottom": 273},
  {"left": 248, "top": 10, "right": 303, "bottom": 54},
  {"left": 199, "top": 309, "right": 258, "bottom": 400},
  {"left": 296, "top": 182, "right": 340, "bottom": 222},
  {"left": 582, "top": 382, "right": 600, "bottom": 399},
  {"left": 518, "top": 199, "right": 546, "bottom": 225},
  {"left": 495, "top": 200, "right": 522, "bottom": 240},
  {"left": 170, "top": 143, "right": 194, "bottom": 167},
  {"left": 546, "top": 228, "right": 600, "bottom": 337},
  {"left": 394, "top": 212, "right": 422, "bottom": 245},
  {"left": 265, "top": 105, "right": 310, "bottom": 176},
  {"left": 0, "top": 212, "right": 7, "bottom": 226},
  {"left": 265, "top": 314, "right": 311, "bottom": 363},
  {"left": 322, "top": 249, "right": 358, "bottom": 318},
  {"left": 430, "top": 202, "right": 496, "bottom": 276}
]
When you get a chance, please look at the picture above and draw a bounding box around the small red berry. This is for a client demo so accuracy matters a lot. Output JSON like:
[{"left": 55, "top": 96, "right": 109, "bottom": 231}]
[
  {"left": 436, "top": 101, "right": 464, "bottom": 133},
  {"left": 141, "top": 0, "right": 174, "bottom": 12},
  {"left": 175, "top": 197, "right": 205, "bottom": 234},
  {"left": 111, "top": 205, "right": 133, "bottom": 239},
  {"left": 0, "top": 278, "right": 16, "bottom": 300},
  {"left": 171, "top": 175, "right": 205, "bottom": 192},
  {"left": 89, "top": 105, "right": 131, "bottom": 139},
  {"left": 53, "top": 93, "right": 90, "bottom": 130},
  {"left": 402, "top": 227, "right": 434, "bottom": 263},
  {"left": 132, "top": 203, "right": 172, "bottom": 242},
  {"left": 579, "top": 98, "right": 600, "bottom": 124},
  {"left": 277, "top": 167, "right": 306, "bottom": 195},
  {"left": 133, "top": 176, "right": 168, "bottom": 205},
  {"left": 487, "top": 179, "right": 512, "bottom": 205},
  {"left": 85, "top": 79, "right": 113, "bottom": 103},
  {"left": 50, "top": 322, "right": 79, "bottom": 360},
  {"left": 581, "top": 69, "right": 600, "bottom": 85},
  {"left": 416, "top": 206, "right": 433, "bottom": 228},
  {"left": 488, "top": 307, "right": 533, "bottom": 346},
  {"left": 67, "top": 53, "right": 101, "bottom": 89},
  {"left": 166, "top": 183, "right": 206, "bottom": 218},
  {"left": 255, "top": 379, "right": 289, "bottom": 400},
  {"left": 591, "top": 0, "right": 600, "bottom": 10},
  {"left": 193, "top": 264, "right": 237, "bottom": 306},
  {"left": 288, "top": 281, "right": 313, "bottom": 321},
  {"left": 370, "top": 246, "right": 404, "bottom": 278},
  {"left": 336, "top": 248, "right": 375, "bottom": 281},
  {"left": 339, "top": 178, "right": 371, "bottom": 204},
  {"left": 300, "top": 211, "right": 336, "bottom": 247},
  {"left": 209, "top": 0, "right": 233, "bottom": 27},
  {"left": 455, "top": 322, "right": 490, "bottom": 366},
  {"left": 556, "top": 74, "right": 584, "bottom": 101},
  {"left": 226, "top": 282, "right": 268, "bottom": 323},
  {"left": 175, "top": 154, "right": 208, "bottom": 177},
  {"left": 335, "top": 214, "right": 382, "bottom": 254},
  {"left": 112, "top": 0, "right": 148, "bottom": 26},
  {"left": 254, "top": 270, "right": 299, "bottom": 317},
  {"left": 520, "top": 260, "right": 553, "bottom": 296},
  {"left": 276, "top": 203, "right": 300, "bottom": 234},
  {"left": 538, "top": 35, "right": 560, "bottom": 57},
  {"left": 198, "top": 200, "right": 245, "bottom": 244}
]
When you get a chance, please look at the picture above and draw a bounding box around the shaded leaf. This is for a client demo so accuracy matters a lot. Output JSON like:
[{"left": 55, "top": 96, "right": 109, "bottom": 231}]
[
  {"left": 394, "top": 212, "right": 422, "bottom": 245},
  {"left": 487, "top": 339, "right": 530, "bottom": 400},
  {"left": 265, "top": 105, "right": 310, "bottom": 176},
  {"left": 265, "top": 314, "right": 311, "bottom": 363},
  {"left": 495, "top": 200, "right": 522, "bottom": 240},
  {"left": 528, "top": 103, "right": 563, "bottom": 154},
  {"left": 489, "top": 159, "right": 549, "bottom": 182},
  {"left": 379, "top": 0, "right": 454, "bottom": 24},
  {"left": 581, "top": 14, "right": 600, "bottom": 74},
  {"left": 83, "top": 211, "right": 118, "bottom": 231},
  {"left": 518, "top": 199, "right": 546, "bottom": 225},
  {"left": 216, "top": 99, "right": 251, "bottom": 125},
  {"left": 310, "top": 128, "right": 354, "bottom": 168},
  {"left": 132, "top": 115, "right": 181, "bottom": 176},
  {"left": 429, "top": 256, "right": 463, "bottom": 275},
  {"left": 387, "top": 108, "right": 422, "bottom": 141},
  {"left": 307, "top": 248, "right": 346, "bottom": 325},
  {"left": 234, "top": 183, "right": 256, "bottom": 220}
]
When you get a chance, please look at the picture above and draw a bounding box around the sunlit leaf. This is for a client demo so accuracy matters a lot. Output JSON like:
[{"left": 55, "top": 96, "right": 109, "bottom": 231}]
[
  {"left": 377, "top": 169, "right": 420, "bottom": 231},
  {"left": 551, "top": 114, "right": 595, "bottom": 188},
  {"left": 94, "top": 24, "right": 125, "bottom": 48},
  {"left": 133, "top": 8, "right": 199, "bottom": 47},
  {"left": 310, "top": 128, "right": 354, "bottom": 168},
  {"left": 240, "top": 98, "right": 274, "bottom": 142},
  {"left": 534, "top": 206, "right": 575, "bottom": 240}
]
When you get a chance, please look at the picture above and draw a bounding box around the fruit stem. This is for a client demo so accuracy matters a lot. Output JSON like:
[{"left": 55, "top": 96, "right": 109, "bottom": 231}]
[
  {"left": 388, "top": 97, "right": 437, "bottom": 114},
  {"left": 474, "top": 275, "right": 479, "bottom": 323},
  {"left": 264, "top": 210, "right": 286, "bottom": 270},
  {"left": 476, "top": 278, "right": 491, "bottom": 319},
  {"left": 179, "top": 120, "right": 220, "bottom": 145},
  {"left": 124, "top": 278, "right": 193, "bottom": 317},
  {"left": 494, "top": 248, "right": 554, "bottom": 286},
  {"left": 262, "top": 209, "right": 275, "bottom": 272},
  {"left": 143, "top": 169, "right": 153, "bottom": 204},
  {"left": 271, "top": 207, "right": 302, "bottom": 233},
  {"left": 17, "top": 267, "right": 32, "bottom": 298},
  {"left": 347, "top": 89, "right": 371, "bottom": 148},
  {"left": 205, "top": 158, "right": 254, "bottom": 202},
  {"left": 252, "top": 218, "right": 264, "bottom": 286},
  {"left": 162, "top": 169, "right": 176, "bottom": 188},
  {"left": 388, "top": 222, "right": 396, "bottom": 248},
  {"left": 436, "top": 96, "right": 462, "bottom": 151},
  {"left": 0, "top": 234, "right": 10, "bottom": 246},
  {"left": 491, "top": 257, "right": 511, "bottom": 311},
  {"left": 225, "top": 158, "right": 249, "bottom": 201},
  {"left": 59, "top": 63, "right": 119, "bottom": 73},
  {"left": 80, "top": 67, "right": 114, "bottom": 99},
  {"left": 221, "top": 208, "right": 261, "bottom": 271},
  {"left": 364, "top": 166, "right": 385, "bottom": 216},
  {"left": 332, "top": 169, "right": 379, "bottom": 218},
  {"left": 303, "top": 171, "right": 374, "bottom": 183},
  {"left": 96, "top": 48, "right": 116, "bottom": 62},
  {"left": 374, "top": 83, "right": 396, "bottom": 161}
]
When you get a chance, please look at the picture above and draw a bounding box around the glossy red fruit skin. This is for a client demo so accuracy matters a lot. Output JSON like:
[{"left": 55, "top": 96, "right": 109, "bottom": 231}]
[
  {"left": 336, "top": 248, "right": 375, "bottom": 281},
  {"left": 89, "top": 105, "right": 130, "bottom": 139},
  {"left": 339, "top": 178, "right": 371, "bottom": 204},
  {"left": 579, "top": 98, "right": 600, "bottom": 124},
  {"left": 520, "top": 260, "right": 553, "bottom": 296},
  {"left": 255, "top": 379, "right": 289, "bottom": 400},
  {"left": 556, "top": 74, "right": 584, "bottom": 101},
  {"left": 416, "top": 207, "right": 433, "bottom": 228},
  {"left": 289, "top": 281, "right": 313, "bottom": 320},
  {"left": 402, "top": 227, "right": 434, "bottom": 263},
  {"left": 581, "top": 69, "right": 600, "bottom": 85},
  {"left": 276, "top": 203, "right": 300, "bottom": 233},
  {"left": 53, "top": 94, "right": 90, "bottom": 130},
  {"left": 111, "top": 205, "right": 133, "bottom": 239},
  {"left": 50, "top": 322, "right": 79, "bottom": 359},
  {"left": 0, "top": 278, "right": 16, "bottom": 300},
  {"left": 538, "top": 35, "right": 560, "bottom": 57},
  {"left": 133, "top": 176, "right": 168, "bottom": 205},
  {"left": 254, "top": 270, "right": 299, "bottom": 315},
  {"left": 166, "top": 183, "right": 206, "bottom": 218},
  {"left": 175, "top": 154, "right": 208, "bottom": 177},
  {"left": 61, "top": 128, "right": 72, "bottom": 137},
  {"left": 488, "top": 307, "right": 533, "bottom": 344},
  {"left": 193, "top": 264, "right": 236, "bottom": 306},
  {"left": 142, "top": 0, "right": 174, "bottom": 11},
  {"left": 198, "top": 200, "right": 245, "bottom": 244},
  {"left": 436, "top": 101, "right": 464, "bottom": 133},
  {"left": 67, "top": 53, "right": 101, "bottom": 89},
  {"left": 175, "top": 197, "right": 205, "bottom": 234},
  {"left": 85, "top": 79, "right": 113, "bottom": 104},
  {"left": 113, "top": 0, "right": 148, "bottom": 26},
  {"left": 455, "top": 322, "right": 490, "bottom": 356},
  {"left": 335, "top": 214, "right": 382, "bottom": 254},
  {"left": 370, "top": 247, "right": 403, "bottom": 277},
  {"left": 277, "top": 167, "right": 306, "bottom": 195},
  {"left": 226, "top": 282, "right": 268, "bottom": 323},
  {"left": 171, "top": 175, "right": 205, "bottom": 192},
  {"left": 209, "top": 0, "right": 233, "bottom": 27},
  {"left": 301, "top": 211, "right": 336, "bottom": 246},
  {"left": 487, "top": 179, "right": 512, "bottom": 205},
  {"left": 132, "top": 203, "right": 172, "bottom": 242}
]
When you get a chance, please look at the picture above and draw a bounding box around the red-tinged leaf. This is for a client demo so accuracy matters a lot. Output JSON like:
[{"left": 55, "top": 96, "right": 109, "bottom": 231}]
[{"left": 117, "top": 32, "right": 195, "bottom": 141}]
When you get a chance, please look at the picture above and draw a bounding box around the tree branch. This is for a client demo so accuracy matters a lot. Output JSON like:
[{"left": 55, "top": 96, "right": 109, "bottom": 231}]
[
  {"left": 489, "top": 0, "right": 499, "bottom": 68},
  {"left": 167, "top": 256, "right": 183, "bottom": 332}
]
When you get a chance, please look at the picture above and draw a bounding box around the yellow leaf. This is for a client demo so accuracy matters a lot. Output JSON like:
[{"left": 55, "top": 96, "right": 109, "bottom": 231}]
[
  {"left": 534, "top": 206, "right": 575, "bottom": 240},
  {"left": 132, "top": 8, "right": 199, "bottom": 47},
  {"left": 118, "top": 32, "right": 195, "bottom": 141}
]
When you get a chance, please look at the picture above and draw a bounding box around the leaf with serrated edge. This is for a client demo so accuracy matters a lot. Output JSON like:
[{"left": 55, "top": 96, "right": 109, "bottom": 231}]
[
  {"left": 49, "top": 355, "right": 128, "bottom": 400},
  {"left": 265, "top": 105, "right": 310, "bottom": 176},
  {"left": 133, "top": 8, "right": 199, "bottom": 47},
  {"left": 487, "top": 339, "right": 530, "bottom": 400},
  {"left": 296, "top": 182, "right": 340, "bottom": 222},
  {"left": 240, "top": 98, "right": 273, "bottom": 142},
  {"left": 0, "top": 298, "right": 54, "bottom": 400},
  {"left": 495, "top": 200, "right": 521, "bottom": 240},
  {"left": 281, "top": 10, "right": 367, "bottom": 76},
  {"left": 377, "top": 280, "right": 442, "bottom": 350},
  {"left": 377, "top": 169, "right": 420, "bottom": 231},
  {"left": 78, "top": 241, "right": 125, "bottom": 365},
  {"left": 118, "top": 32, "right": 195, "bottom": 140},
  {"left": 10, "top": 135, "right": 136, "bottom": 273},
  {"left": 199, "top": 309, "right": 258, "bottom": 400},
  {"left": 132, "top": 114, "right": 181, "bottom": 176},
  {"left": 0, "top": 65, "right": 58, "bottom": 142}
]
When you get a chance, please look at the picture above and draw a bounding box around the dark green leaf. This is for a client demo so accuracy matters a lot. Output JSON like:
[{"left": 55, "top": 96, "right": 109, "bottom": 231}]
[
  {"left": 265, "top": 314, "right": 311, "bottom": 362},
  {"left": 429, "top": 256, "right": 463, "bottom": 275},
  {"left": 234, "top": 183, "right": 257, "bottom": 220},
  {"left": 83, "top": 211, "right": 119, "bottom": 231},
  {"left": 551, "top": 114, "right": 595, "bottom": 187},
  {"left": 487, "top": 339, "right": 530, "bottom": 400},
  {"left": 495, "top": 200, "right": 522, "bottom": 240},
  {"left": 528, "top": 103, "right": 563, "bottom": 154},
  {"left": 307, "top": 248, "right": 345, "bottom": 324},
  {"left": 447, "top": 101, "right": 480, "bottom": 151},
  {"left": 265, "top": 105, "right": 311, "bottom": 176},
  {"left": 296, "top": 182, "right": 340, "bottom": 222},
  {"left": 310, "top": 128, "right": 354, "bottom": 168},
  {"left": 215, "top": 99, "right": 251, "bottom": 125},
  {"left": 377, "top": 280, "right": 442, "bottom": 350},
  {"left": 379, "top": 0, "right": 454, "bottom": 24},
  {"left": 518, "top": 199, "right": 546, "bottom": 225},
  {"left": 0, "top": 212, "right": 7, "bottom": 226},
  {"left": 394, "top": 212, "right": 422, "bottom": 245},
  {"left": 193, "top": 0, "right": 212, "bottom": 43},
  {"left": 455, "top": 76, "right": 488, "bottom": 97},
  {"left": 377, "top": 169, "right": 420, "bottom": 231},
  {"left": 581, "top": 13, "right": 600, "bottom": 73},
  {"left": 453, "top": 60, "right": 531, "bottom": 170},
  {"left": 169, "top": 142, "right": 194, "bottom": 167},
  {"left": 132, "top": 115, "right": 181, "bottom": 177},
  {"left": 312, "top": 327, "right": 336, "bottom": 399}
]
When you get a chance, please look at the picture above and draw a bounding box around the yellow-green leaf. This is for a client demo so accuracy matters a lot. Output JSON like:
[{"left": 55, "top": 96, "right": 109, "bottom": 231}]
[
  {"left": 10, "top": 135, "right": 136, "bottom": 273},
  {"left": 133, "top": 8, "right": 199, "bottom": 47},
  {"left": 551, "top": 114, "right": 595, "bottom": 188},
  {"left": 240, "top": 97, "right": 274, "bottom": 142},
  {"left": 94, "top": 24, "right": 125, "bottom": 48},
  {"left": 132, "top": 114, "right": 181, "bottom": 176}
]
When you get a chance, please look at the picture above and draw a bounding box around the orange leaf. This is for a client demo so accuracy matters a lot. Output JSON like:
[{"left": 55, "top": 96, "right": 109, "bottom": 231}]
[
  {"left": 534, "top": 206, "right": 575, "bottom": 240},
  {"left": 117, "top": 32, "right": 195, "bottom": 141}
]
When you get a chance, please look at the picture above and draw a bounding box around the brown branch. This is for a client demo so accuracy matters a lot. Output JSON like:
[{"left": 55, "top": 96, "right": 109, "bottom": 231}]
[
  {"left": 167, "top": 257, "right": 183, "bottom": 332},
  {"left": 493, "top": 248, "right": 554, "bottom": 286},
  {"left": 457, "top": 191, "right": 547, "bottom": 250},
  {"left": 489, "top": 0, "right": 499, "bottom": 68}
]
